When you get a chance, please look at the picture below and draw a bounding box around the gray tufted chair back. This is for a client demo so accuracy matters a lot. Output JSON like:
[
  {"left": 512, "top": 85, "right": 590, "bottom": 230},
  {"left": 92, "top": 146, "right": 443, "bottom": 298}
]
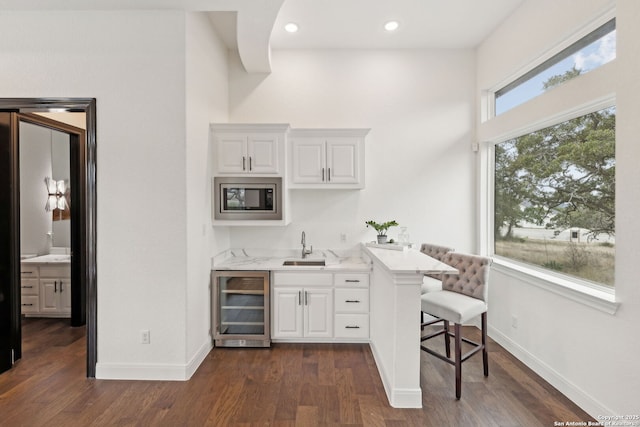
[
  {"left": 420, "top": 243, "right": 455, "bottom": 280},
  {"left": 420, "top": 243, "right": 454, "bottom": 261},
  {"left": 440, "top": 252, "right": 492, "bottom": 302}
]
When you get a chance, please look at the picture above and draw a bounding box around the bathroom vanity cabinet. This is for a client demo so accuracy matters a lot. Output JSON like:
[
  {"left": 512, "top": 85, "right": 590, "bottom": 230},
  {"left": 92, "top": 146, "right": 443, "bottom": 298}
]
[{"left": 21, "top": 259, "right": 71, "bottom": 317}]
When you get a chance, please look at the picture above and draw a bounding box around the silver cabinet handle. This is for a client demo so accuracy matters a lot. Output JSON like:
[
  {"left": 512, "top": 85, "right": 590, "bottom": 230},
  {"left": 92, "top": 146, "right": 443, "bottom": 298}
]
[
  {"left": 298, "top": 291, "right": 302, "bottom": 305},
  {"left": 242, "top": 156, "right": 246, "bottom": 170},
  {"left": 304, "top": 291, "right": 308, "bottom": 306},
  {"left": 60, "top": 281, "right": 64, "bottom": 292},
  {"left": 54, "top": 281, "right": 57, "bottom": 293},
  {"left": 345, "top": 300, "right": 361, "bottom": 303},
  {"left": 249, "top": 157, "right": 252, "bottom": 171},
  {"left": 345, "top": 326, "right": 360, "bottom": 329},
  {"left": 345, "top": 279, "right": 360, "bottom": 283},
  {"left": 328, "top": 167, "right": 331, "bottom": 182},
  {"left": 322, "top": 168, "right": 325, "bottom": 181}
]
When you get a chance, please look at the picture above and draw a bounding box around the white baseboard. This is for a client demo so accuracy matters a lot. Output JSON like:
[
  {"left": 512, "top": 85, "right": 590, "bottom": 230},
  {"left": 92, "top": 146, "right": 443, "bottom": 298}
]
[
  {"left": 96, "top": 339, "right": 213, "bottom": 381},
  {"left": 186, "top": 339, "right": 214, "bottom": 379},
  {"left": 488, "top": 325, "right": 613, "bottom": 418}
]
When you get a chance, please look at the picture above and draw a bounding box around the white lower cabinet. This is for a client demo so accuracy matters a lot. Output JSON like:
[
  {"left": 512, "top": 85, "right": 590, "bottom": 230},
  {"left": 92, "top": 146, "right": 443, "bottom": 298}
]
[
  {"left": 21, "top": 278, "right": 40, "bottom": 314},
  {"left": 40, "top": 278, "right": 71, "bottom": 315},
  {"left": 272, "top": 271, "right": 369, "bottom": 342},
  {"left": 21, "top": 262, "right": 71, "bottom": 317},
  {"left": 272, "top": 272, "right": 334, "bottom": 340},
  {"left": 334, "top": 274, "right": 370, "bottom": 339}
]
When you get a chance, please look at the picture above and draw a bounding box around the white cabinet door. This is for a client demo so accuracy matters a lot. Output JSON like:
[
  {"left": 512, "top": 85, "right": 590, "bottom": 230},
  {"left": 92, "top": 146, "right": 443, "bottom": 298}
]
[
  {"left": 289, "top": 129, "right": 368, "bottom": 189},
  {"left": 304, "top": 288, "right": 333, "bottom": 338},
  {"left": 248, "top": 135, "right": 279, "bottom": 174},
  {"left": 216, "top": 135, "right": 247, "bottom": 174},
  {"left": 291, "top": 138, "right": 325, "bottom": 183},
  {"left": 273, "top": 287, "right": 303, "bottom": 338},
  {"left": 326, "top": 138, "right": 359, "bottom": 184},
  {"left": 212, "top": 124, "right": 288, "bottom": 176},
  {"left": 40, "top": 279, "right": 59, "bottom": 313},
  {"left": 59, "top": 279, "right": 72, "bottom": 314}
]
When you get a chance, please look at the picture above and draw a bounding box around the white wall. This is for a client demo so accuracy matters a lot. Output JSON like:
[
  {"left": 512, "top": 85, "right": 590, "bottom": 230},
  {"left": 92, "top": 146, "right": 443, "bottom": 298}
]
[
  {"left": 185, "top": 12, "right": 230, "bottom": 374},
  {"left": 227, "top": 49, "right": 477, "bottom": 253},
  {"left": 0, "top": 10, "right": 192, "bottom": 378},
  {"left": 477, "top": 0, "right": 640, "bottom": 416}
]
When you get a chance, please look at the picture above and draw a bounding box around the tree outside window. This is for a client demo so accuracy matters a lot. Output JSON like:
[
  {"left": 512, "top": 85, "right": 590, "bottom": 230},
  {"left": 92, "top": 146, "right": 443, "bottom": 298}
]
[{"left": 494, "top": 105, "right": 615, "bottom": 287}]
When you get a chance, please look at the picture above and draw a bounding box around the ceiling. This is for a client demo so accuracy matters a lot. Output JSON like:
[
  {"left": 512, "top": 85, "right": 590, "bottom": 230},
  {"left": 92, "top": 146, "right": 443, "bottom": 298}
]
[
  {"left": 268, "top": 0, "right": 525, "bottom": 49},
  {"left": 209, "top": 0, "right": 525, "bottom": 71},
  {"left": 0, "top": 0, "right": 526, "bottom": 71}
]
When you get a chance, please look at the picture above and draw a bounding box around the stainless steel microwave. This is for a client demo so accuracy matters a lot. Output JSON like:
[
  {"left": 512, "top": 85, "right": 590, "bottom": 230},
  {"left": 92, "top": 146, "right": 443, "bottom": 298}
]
[{"left": 213, "top": 177, "right": 282, "bottom": 220}]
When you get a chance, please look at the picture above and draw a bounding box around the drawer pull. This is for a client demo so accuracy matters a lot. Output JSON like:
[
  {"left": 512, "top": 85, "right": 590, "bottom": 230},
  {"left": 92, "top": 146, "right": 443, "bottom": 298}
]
[
  {"left": 22, "top": 303, "right": 34, "bottom": 306},
  {"left": 345, "top": 300, "right": 361, "bottom": 303},
  {"left": 22, "top": 271, "right": 34, "bottom": 274},
  {"left": 21, "top": 285, "right": 34, "bottom": 289},
  {"left": 345, "top": 279, "right": 360, "bottom": 283},
  {"left": 345, "top": 325, "right": 360, "bottom": 329}
]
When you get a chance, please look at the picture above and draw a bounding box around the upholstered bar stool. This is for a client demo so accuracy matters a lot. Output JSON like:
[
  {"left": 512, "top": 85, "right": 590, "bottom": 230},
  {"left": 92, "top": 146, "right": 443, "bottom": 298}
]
[
  {"left": 419, "top": 243, "right": 455, "bottom": 326},
  {"left": 419, "top": 243, "right": 454, "bottom": 294},
  {"left": 420, "top": 252, "right": 492, "bottom": 399}
]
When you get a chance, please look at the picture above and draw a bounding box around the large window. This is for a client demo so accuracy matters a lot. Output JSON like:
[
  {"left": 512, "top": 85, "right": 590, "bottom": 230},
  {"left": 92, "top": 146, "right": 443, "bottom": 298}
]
[{"left": 494, "top": 106, "right": 615, "bottom": 287}]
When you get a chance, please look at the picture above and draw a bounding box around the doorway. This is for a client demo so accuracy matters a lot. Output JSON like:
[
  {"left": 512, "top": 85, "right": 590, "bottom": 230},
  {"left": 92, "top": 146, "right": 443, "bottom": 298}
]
[{"left": 0, "top": 98, "right": 96, "bottom": 377}]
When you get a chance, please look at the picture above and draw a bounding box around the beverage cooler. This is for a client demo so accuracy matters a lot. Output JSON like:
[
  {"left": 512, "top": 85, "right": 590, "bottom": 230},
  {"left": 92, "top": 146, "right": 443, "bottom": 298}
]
[{"left": 211, "top": 270, "right": 270, "bottom": 347}]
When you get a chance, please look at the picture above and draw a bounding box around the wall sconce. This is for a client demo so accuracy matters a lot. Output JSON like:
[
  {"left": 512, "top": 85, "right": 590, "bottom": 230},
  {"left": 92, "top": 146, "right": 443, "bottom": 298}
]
[{"left": 44, "top": 176, "right": 68, "bottom": 212}]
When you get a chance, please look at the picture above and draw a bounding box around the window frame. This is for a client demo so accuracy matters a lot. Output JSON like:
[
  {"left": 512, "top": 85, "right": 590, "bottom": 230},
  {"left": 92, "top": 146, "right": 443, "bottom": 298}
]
[{"left": 479, "top": 10, "right": 619, "bottom": 314}]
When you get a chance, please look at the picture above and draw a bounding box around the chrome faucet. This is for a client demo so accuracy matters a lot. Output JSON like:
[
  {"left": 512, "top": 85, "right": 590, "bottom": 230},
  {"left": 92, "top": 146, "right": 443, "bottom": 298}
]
[{"left": 301, "top": 231, "right": 313, "bottom": 258}]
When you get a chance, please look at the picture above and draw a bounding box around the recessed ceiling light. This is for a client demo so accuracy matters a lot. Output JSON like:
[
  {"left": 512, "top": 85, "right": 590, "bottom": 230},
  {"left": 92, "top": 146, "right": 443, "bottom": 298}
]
[
  {"left": 384, "top": 21, "right": 400, "bottom": 32},
  {"left": 285, "top": 22, "right": 299, "bottom": 33}
]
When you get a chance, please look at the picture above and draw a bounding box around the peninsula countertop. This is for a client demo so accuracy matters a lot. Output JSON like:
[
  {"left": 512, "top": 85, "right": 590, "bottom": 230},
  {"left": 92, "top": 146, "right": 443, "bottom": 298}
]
[{"left": 361, "top": 243, "right": 457, "bottom": 275}]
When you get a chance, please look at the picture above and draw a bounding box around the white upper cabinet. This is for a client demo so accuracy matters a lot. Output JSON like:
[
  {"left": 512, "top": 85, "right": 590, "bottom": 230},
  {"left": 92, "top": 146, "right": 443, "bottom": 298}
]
[
  {"left": 289, "top": 129, "right": 368, "bottom": 189},
  {"left": 212, "top": 124, "right": 289, "bottom": 176}
]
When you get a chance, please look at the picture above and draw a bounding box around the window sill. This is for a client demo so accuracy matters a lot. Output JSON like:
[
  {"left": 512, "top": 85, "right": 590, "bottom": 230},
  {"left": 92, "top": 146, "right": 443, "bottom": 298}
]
[{"left": 493, "top": 257, "right": 619, "bottom": 315}]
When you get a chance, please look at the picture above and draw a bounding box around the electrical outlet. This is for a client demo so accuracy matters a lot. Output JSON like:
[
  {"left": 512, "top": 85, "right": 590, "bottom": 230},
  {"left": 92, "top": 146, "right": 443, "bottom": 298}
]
[
  {"left": 140, "top": 329, "right": 150, "bottom": 344},
  {"left": 511, "top": 315, "right": 518, "bottom": 329}
]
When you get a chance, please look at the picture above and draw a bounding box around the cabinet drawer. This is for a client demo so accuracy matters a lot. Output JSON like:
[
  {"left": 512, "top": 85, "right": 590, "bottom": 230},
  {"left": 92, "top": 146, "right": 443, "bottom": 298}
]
[
  {"left": 21, "top": 265, "right": 39, "bottom": 278},
  {"left": 272, "top": 272, "right": 332, "bottom": 286},
  {"left": 334, "top": 288, "right": 369, "bottom": 313},
  {"left": 21, "top": 279, "right": 39, "bottom": 296},
  {"left": 335, "top": 314, "right": 369, "bottom": 338},
  {"left": 334, "top": 273, "right": 369, "bottom": 287},
  {"left": 21, "top": 295, "right": 39, "bottom": 314},
  {"left": 40, "top": 266, "right": 70, "bottom": 278}
]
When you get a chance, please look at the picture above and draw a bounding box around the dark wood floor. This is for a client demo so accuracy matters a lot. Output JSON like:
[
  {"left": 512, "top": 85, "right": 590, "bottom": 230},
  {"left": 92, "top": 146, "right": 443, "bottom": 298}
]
[{"left": 0, "top": 318, "right": 594, "bottom": 426}]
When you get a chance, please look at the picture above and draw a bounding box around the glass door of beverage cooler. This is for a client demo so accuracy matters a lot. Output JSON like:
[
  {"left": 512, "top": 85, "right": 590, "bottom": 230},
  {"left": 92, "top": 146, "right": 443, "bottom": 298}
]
[{"left": 212, "top": 270, "right": 270, "bottom": 347}]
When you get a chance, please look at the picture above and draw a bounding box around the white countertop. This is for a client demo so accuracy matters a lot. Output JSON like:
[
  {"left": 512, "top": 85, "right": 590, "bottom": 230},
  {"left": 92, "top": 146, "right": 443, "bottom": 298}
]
[
  {"left": 212, "top": 248, "right": 371, "bottom": 272},
  {"left": 361, "top": 244, "right": 457, "bottom": 275},
  {"left": 21, "top": 254, "right": 71, "bottom": 264}
]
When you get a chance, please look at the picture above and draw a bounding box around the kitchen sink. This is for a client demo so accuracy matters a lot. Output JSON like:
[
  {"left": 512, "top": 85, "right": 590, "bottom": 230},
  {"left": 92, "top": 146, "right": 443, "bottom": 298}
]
[{"left": 283, "top": 260, "right": 326, "bottom": 266}]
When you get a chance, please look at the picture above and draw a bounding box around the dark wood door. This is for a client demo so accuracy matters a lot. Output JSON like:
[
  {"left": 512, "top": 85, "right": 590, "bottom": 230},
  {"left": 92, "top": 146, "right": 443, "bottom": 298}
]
[{"left": 0, "top": 112, "right": 21, "bottom": 374}]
